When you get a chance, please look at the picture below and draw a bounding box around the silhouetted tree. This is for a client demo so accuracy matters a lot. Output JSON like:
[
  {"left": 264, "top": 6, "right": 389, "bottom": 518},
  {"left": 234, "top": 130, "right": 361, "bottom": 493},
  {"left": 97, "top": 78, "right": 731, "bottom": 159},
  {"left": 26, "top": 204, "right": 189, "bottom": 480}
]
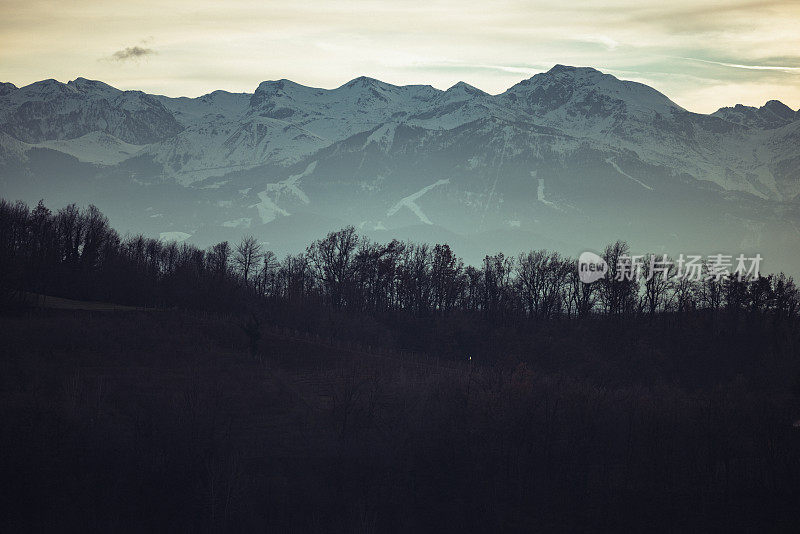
[
  {"left": 234, "top": 236, "right": 262, "bottom": 286},
  {"left": 307, "top": 226, "right": 359, "bottom": 308}
]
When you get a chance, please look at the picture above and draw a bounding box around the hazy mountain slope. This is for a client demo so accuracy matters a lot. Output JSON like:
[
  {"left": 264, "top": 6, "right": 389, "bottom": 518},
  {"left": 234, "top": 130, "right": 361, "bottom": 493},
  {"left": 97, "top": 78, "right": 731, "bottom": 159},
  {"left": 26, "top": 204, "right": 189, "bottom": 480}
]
[{"left": 1, "top": 66, "right": 799, "bottom": 271}]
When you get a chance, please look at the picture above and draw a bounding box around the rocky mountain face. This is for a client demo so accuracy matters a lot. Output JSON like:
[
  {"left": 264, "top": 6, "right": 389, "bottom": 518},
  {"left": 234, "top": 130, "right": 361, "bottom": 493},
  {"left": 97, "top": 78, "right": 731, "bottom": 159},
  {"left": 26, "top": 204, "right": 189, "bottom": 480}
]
[
  {"left": 0, "top": 78, "right": 184, "bottom": 145},
  {"left": 1, "top": 66, "right": 799, "bottom": 272},
  {"left": 712, "top": 100, "right": 799, "bottom": 129}
]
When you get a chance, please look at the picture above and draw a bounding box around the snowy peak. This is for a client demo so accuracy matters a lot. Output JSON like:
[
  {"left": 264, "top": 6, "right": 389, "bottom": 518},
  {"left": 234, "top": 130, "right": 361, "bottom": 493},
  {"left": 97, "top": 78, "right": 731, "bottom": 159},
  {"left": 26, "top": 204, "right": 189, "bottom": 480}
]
[
  {"left": 713, "top": 100, "right": 799, "bottom": 129},
  {"left": 66, "top": 77, "right": 120, "bottom": 98},
  {"left": 248, "top": 76, "right": 440, "bottom": 128},
  {"left": 503, "top": 65, "right": 681, "bottom": 118},
  {"left": 16, "top": 78, "right": 79, "bottom": 99},
  {"left": 157, "top": 90, "right": 250, "bottom": 123},
  {"left": 252, "top": 78, "right": 318, "bottom": 97},
  {"left": 547, "top": 64, "right": 602, "bottom": 76},
  {"left": 337, "top": 77, "right": 438, "bottom": 97},
  {"left": 444, "top": 81, "right": 487, "bottom": 98},
  {"left": 333, "top": 77, "right": 441, "bottom": 110},
  {"left": 13, "top": 77, "right": 121, "bottom": 101},
  {"left": 0, "top": 77, "right": 183, "bottom": 144},
  {"left": 334, "top": 76, "right": 401, "bottom": 106},
  {"left": 198, "top": 89, "right": 249, "bottom": 102},
  {"left": 1, "top": 65, "right": 797, "bottom": 203},
  {"left": 249, "top": 79, "right": 325, "bottom": 114},
  {"left": 5, "top": 77, "right": 120, "bottom": 104},
  {"left": 406, "top": 80, "right": 499, "bottom": 126},
  {"left": 339, "top": 76, "right": 393, "bottom": 91}
]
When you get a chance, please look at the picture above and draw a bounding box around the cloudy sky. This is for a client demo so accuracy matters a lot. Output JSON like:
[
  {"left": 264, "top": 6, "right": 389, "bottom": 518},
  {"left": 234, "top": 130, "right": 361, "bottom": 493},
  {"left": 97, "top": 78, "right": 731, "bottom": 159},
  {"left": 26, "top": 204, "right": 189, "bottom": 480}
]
[{"left": 2, "top": 0, "right": 799, "bottom": 113}]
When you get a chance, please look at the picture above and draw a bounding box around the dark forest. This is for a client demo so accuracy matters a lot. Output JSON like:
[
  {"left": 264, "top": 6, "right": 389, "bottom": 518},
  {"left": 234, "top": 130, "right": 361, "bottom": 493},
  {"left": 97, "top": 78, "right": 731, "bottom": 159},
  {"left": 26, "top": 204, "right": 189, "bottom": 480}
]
[{"left": 2, "top": 198, "right": 800, "bottom": 532}]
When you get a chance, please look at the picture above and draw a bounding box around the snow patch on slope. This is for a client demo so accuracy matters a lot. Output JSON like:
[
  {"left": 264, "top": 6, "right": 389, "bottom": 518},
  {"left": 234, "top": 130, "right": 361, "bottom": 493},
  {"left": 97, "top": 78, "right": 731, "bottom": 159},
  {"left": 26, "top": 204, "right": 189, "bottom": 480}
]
[
  {"left": 34, "top": 131, "right": 144, "bottom": 165},
  {"left": 387, "top": 179, "right": 449, "bottom": 225},
  {"left": 250, "top": 161, "right": 317, "bottom": 223},
  {"left": 254, "top": 191, "right": 290, "bottom": 223},
  {"left": 264, "top": 161, "right": 315, "bottom": 204},
  {"left": 605, "top": 158, "right": 653, "bottom": 191},
  {"left": 534, "top": 171, "right": 560, "bottom": 210},
  {"left": 364, "top": 123, "right": 397, "bottom": 150}
]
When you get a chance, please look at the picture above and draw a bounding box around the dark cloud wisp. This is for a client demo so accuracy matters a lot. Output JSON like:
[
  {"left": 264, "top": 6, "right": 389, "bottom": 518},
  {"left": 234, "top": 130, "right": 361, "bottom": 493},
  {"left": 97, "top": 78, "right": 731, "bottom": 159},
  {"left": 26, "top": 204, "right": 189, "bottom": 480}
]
[{"left": 110, "top": 46, "right": 154, "bottom": 61}]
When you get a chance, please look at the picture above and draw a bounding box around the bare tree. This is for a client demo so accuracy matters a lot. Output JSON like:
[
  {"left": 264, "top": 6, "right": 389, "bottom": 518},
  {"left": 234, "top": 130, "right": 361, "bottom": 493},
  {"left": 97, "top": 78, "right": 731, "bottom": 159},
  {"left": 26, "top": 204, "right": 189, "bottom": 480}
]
[
  {"left": 431, "top": 243, "right": 464, "bottom": 313},
  {"left": 600, "top": 241, "right": 638, "bottom": 316},
  {"left": 700, "top": 262, "right": 724, "bottom": 314},
  {"left": 257, "top": 250, "right": 278, "bottom": 297},
  {"left": 641, "top": 254, "right": 676, "bottom": 317},
  {"left": 672, "top": 274, "right": 699, "bottom": 314},
  {"left": 772, "top": 273, "right": 799, "bottom": 323},
  {"left": 208, "top": 241, "right": 231, "bottom": 279},
  {"left": 234, "top": 236, "right": 262, "bottom": 286},
  {"left": 516, "top": 250, "right": 569, "bottom": 319},
  {"left": 397, "top": 243, "right": 433, "bottom": 316},
  {"left": 567, "top": 258, "right": 598, "bottom": 318},
  {"left": 482, "top": 253, "right": 515, "bottom": 320},
  {"left": 307, "top": 227, "right": 359, "bottom": 307}
]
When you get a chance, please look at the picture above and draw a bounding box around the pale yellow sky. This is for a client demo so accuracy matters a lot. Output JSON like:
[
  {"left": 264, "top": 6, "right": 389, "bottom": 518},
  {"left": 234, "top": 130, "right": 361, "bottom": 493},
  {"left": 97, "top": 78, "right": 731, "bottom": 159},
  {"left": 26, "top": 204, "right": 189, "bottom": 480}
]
[{"left": 1, "top": 0, "right": 800, "bottom": 113}]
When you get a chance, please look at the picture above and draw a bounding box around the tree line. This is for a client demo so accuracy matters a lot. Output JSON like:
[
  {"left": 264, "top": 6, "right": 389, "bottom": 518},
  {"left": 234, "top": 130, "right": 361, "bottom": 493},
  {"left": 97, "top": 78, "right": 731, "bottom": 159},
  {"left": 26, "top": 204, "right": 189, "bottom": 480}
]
[{"left": 2, "top": 198, "right": 799, "bottom": 326}]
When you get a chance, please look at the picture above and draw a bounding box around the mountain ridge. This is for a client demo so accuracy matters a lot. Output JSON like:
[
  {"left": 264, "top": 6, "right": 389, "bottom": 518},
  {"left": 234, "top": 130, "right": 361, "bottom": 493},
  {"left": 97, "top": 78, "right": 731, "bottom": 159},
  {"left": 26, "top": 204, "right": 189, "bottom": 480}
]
[
  {"left": 2, "top": 65, "right": 799, "bottom": 272},
  {"left": 5, "top": 68, "right": 796, "bottom": 116}
]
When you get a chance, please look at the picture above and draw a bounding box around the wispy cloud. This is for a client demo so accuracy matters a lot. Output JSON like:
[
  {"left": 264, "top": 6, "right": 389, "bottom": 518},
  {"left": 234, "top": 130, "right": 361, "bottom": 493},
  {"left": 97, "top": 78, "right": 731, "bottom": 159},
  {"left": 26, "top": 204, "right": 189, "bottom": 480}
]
[
  {"left": 682, "top": 57, "right": 800, "bottom": 73},
  {"left": 109, "top": 46, "right": 154, "bottom": 62},
  {"left": 412, "top": 60, "right": 545, "bottom": 77},
  {"left": 577, "top": 35, "right": 620, "bottom": 51}
]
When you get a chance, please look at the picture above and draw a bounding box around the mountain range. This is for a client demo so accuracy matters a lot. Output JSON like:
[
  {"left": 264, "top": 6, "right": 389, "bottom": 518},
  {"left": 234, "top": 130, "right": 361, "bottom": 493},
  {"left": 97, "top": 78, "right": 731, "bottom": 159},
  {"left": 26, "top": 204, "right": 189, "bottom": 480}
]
[{"left": 1, "top": 65, "right": 799, "bottom": 272}]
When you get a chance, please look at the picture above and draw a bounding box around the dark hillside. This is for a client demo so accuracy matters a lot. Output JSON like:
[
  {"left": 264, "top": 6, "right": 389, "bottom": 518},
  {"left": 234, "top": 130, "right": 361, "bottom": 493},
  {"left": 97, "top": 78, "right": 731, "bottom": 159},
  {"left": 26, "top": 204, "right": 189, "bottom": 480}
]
[{"left": 2, "top": 309, "right": 800, "bottom": 532}]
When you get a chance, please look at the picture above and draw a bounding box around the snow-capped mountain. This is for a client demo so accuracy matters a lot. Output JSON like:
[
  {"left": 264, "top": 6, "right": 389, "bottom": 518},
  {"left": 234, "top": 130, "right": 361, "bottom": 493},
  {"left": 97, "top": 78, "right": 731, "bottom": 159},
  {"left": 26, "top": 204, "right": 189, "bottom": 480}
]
[
  {"left": 712, "top": 100, "right": 798, "bottom": 129},
  {"left": 0, "top": 78, "right": 183, "bottom": 145},
  {"left": 1, "top": 66, "right": 799, "bottom": 272}
]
